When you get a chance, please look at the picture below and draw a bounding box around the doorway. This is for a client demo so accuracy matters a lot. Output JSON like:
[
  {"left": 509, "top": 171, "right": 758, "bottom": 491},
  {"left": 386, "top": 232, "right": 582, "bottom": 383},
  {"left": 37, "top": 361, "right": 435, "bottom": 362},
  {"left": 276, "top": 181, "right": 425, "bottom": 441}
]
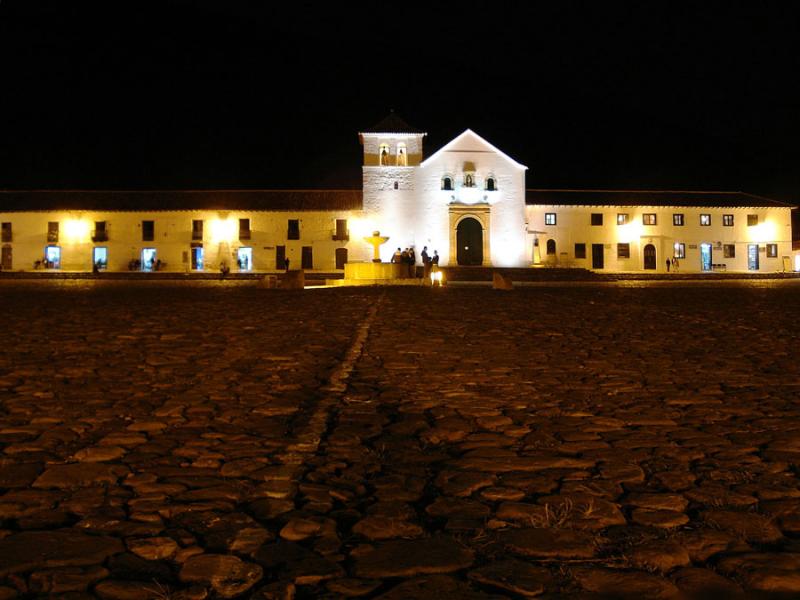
[
  {"left": 44, "top": 246, "right": 61, "bottom": 269},
  {"left": 591, "top": 244, "right": 604, "bottom": 269},
  {"left": 748, "top": 244, "right": 759, "bottom": 271},
  {"left": 237, "top": 247, "right": 252, "bottom": 271},
  {"left": 700, "top": 243, "right": 712, "bottom": 271},
  {"left": 275, "top": 245, "right": 286, "bottom": 270},
  {"left": 335, "top": 247, "right": 348, "bottom": 270},
  {"left": 1, "top": 246, "right": 11, "bottom": 270},
  {"left": 456, "top": 217, "right": 483, "bottom": 265},
  {"left": 141, "top": 248, "right": 157, "bottom": 272},
  {"left": 643, "top": 244, "right": 656, "bottom": 270},
  {"left": 93, "top": 247, "right": 107, "bottom": 271},
  {"left": 191, "top": 245, "right": 204, "bottom": 271}
]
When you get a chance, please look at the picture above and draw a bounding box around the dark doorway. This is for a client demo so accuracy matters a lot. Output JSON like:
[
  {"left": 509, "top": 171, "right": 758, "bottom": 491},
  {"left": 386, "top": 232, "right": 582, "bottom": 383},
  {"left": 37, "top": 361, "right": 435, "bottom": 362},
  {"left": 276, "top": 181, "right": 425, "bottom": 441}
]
[
  {"left": 456, "top": 218, "right": 483, "bottom": 265},
  {"left": 643, "top": 244, "right": 656, "bottom": 269},
  {"left": 275, "top": 245, "right": 286, "bottom": 270},
  {"left": 335, "top": 247, "right": 348, "bottom": 270},
  {"left": 1, "top": 246, "right": 11, "bottom": 270},
  {"left": 591, "top": 244, "right": 604, "bottom": 269},
  {"left": 301, "top": 246, "right": 313, "bottom": 269}
]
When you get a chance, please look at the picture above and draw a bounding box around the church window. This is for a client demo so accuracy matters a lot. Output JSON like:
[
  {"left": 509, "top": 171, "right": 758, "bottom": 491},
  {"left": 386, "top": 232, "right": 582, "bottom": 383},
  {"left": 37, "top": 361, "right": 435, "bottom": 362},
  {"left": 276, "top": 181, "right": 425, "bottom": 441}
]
[
  {"left": 379, "top": 144, "right": 390, "bottom": 166},
  {"left": 287, "top": 219, "right": 300, "bottom": 240},
  {"left": 464, "top": 173, "right": 475, "bottom": 188},
  {"left": 591, "top": 213, "right": 603, "bottom": 226},
  {"left": 574, "top": 243, "right": 586, "bottom": 258},
  {"left": 396, "top": 143, "right": 407, "bottom": 166},
  {"left": 192, "top": 220, "right": 203, "bottom": 241},
  {"left": 546, "top": 239, "right": 556, "bottom": 255},
  {"left": 617, "top": 243, "right": 630, "bottom": 259},
  {"left": 442, "top": 177, "right": 453, "bottom": 191},
  {"left": 141, "top": 220, "right": 154, "bottom": 242},
  {"left": 239, "top": 219, "right": 251, "bottom": 240},
  {"left": 545, "top": 213, "right": 556, "bottom": 226},
  {"left": 47, "top": 221, "right": 60, "bottom": 243},
  {"left": 486, "top": 177, "right": 496, "bottom": 191}
]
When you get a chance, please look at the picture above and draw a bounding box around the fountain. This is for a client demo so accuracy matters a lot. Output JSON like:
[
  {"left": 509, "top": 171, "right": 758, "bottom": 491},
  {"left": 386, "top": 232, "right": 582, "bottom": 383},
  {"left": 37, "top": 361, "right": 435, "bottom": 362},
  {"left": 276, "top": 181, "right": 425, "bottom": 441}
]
[{"left": 363, "top": 230, "right": 390, "bottom": 263}]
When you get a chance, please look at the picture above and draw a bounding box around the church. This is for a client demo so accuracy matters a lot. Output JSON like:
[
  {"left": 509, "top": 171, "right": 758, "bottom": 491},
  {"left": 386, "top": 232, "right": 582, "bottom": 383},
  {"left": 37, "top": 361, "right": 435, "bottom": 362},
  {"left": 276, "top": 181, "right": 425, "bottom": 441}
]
[{"left": 0, "top": 113, "right": 795, "bottom": 274}]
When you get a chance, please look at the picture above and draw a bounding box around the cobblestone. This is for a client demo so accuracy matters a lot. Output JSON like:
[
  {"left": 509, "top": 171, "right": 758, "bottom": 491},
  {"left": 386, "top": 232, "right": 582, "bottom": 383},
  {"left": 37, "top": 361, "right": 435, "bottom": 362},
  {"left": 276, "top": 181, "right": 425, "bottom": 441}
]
[{"left": 1, "top": 280, "right": 800, "bottom": 597}]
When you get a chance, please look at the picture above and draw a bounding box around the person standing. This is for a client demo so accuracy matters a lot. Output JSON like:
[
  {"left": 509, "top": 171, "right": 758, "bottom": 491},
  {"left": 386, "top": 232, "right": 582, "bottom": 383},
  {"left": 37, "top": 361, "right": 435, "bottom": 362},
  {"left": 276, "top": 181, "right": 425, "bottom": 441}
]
[
  {"left": 421, "top": 246, "right": 431, "bottom": 280},
  {"left": 391, "top": 248, "right": 402, "bottom": 264},
  {"left": 666, "top": 258, "right": 671, "bottom": 272},
  {"left": 408, "top": 247, "right": 416, "bottom": 277}
]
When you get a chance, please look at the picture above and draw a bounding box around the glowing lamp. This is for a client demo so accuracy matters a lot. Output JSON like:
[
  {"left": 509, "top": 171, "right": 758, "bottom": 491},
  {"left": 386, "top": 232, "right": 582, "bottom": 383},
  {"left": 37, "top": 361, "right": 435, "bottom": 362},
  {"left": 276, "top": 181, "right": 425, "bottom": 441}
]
[
  {"left": 63, "top": 219, "right": 90, "bottom": 241},
  {"left": 210, "top": 219, "right": 237, "bottom": 243}
]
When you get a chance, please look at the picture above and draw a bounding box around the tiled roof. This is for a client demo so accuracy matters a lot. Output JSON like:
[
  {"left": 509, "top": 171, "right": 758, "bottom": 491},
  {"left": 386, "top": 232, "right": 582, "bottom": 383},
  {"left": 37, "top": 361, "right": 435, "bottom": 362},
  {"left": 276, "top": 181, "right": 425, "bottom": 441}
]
[
  {"left": 360, "top": 111, "right": 426, "bottom": 135},
  {"left": 0, "top": 190, "right": 364, "bottom": 212},
  {"left": 526, "top": 189, "right": 795, "bottom": 208}
]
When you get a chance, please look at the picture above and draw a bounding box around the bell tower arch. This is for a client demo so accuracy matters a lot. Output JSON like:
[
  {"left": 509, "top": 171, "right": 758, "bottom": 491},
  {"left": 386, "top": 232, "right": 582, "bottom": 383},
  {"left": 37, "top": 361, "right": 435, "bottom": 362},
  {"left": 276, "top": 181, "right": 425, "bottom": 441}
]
[{"left": 358, "top": 112, "right": 426, "bottom": 262}]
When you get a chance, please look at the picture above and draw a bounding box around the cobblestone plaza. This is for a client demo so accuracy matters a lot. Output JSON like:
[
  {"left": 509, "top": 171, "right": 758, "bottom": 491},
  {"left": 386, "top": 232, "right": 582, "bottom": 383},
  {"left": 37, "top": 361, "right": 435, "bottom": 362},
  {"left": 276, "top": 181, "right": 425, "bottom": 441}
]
[{"left": 1, "top": 281, "right": 800, "bottom": 598}]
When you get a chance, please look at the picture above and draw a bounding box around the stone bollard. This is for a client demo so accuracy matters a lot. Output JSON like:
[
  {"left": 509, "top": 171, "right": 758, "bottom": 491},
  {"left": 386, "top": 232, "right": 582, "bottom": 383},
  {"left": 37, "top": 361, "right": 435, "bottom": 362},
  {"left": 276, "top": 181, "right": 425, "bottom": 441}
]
[
  {"left": 259, "top": 275, "right": 278, "bottom": 289},
  {"left": 492, "top": 271, "right": 513, "bottom": 290},
  {"left": 280, "top": 270, "right": 305, "bottom": 289}
]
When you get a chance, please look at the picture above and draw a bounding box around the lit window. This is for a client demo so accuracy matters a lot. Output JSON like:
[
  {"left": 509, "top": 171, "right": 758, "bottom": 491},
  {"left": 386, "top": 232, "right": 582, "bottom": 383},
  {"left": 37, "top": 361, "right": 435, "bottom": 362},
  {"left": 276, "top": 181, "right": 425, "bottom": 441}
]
[
  {"left": 396, "top": 143, "right": 407, "bottom": 166},
  {"left": 379, "top": 144, "right": 389, "bottom": 166},
  {"left": 643, "top": 213, "right": 657, "bottom": 225},
  {"left": 700, "top": 214, "right": 711, "bottom": 226},
  {"left": 723, "top": 244, "right": 735, "bottom": 258},
  {"left": 486, "top": 177, "right": 496, "bottom": 191},
  {"left": 747, "top": 214, "right": 758, "bottom": 226},
  {"left": 574, "top": 243, "right": 586, "bottom": 258},
  {"left": 723, "top": 214, "right": 734, "bottom": 226},
  {"left": 767, "top": 243, "right": 778, "bottom": 258},
  {"left": 591, "top": 213, "right": 603, "bottom": 226},
  {"left": 617, "top": 243, "right": 630, "bottom": 259},
  {"left": 546, "top": 239, "right": 556, "bottom": 255},
  {"left": 673, "top": 242, "right": 685, "bottom": 259},
  {"left": 673, "top": 213, "right": 684, "bottom": 226},
  {"left": 617, "top": 213, "right": 628, "bottom": 225},
  {"left": 545, "top": 213, "right": 557, "bottom": 226},
  {"left": 442, "top": 177, "right": 453, "bottom": 191}
]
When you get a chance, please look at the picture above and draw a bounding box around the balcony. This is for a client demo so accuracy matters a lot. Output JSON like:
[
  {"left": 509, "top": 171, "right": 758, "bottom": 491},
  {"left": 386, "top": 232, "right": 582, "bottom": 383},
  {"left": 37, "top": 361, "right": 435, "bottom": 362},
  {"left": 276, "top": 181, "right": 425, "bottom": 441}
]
[
  {"left": 47, "top": 233, "right": 59, "bottom": 243},
  {"left": 332, "top": 230, "right": 350, "bottom": 241},
  {"left": 92, "top": 230, "right": 109, "bottom": 242},
  {"left": 239, "top": 230, "right": 251, "bottom": 240},
  {"left": 1, "top": 234, "right": 11, "bottom": 243}
]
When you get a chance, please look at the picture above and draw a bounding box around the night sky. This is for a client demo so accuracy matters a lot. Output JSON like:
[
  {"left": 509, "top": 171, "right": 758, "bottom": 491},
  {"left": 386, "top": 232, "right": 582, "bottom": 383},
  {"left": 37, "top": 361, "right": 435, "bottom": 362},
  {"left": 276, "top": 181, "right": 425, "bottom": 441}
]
[{"left": 0, "top": 1, "right": 798, "bottom": 204}]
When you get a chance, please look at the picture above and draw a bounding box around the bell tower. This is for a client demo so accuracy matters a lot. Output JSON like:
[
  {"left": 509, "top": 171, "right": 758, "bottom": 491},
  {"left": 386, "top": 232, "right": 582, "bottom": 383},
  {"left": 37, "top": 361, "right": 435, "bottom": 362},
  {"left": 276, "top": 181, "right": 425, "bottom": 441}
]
[{"left": 358, "top": 112, "right": 426, "bottom": 261}]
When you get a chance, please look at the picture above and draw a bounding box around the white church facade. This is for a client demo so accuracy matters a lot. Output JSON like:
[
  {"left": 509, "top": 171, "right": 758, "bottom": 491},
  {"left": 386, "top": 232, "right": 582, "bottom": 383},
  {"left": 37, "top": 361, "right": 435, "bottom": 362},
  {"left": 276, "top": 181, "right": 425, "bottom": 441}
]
[{"left": 0, "top": 113, "right": 795, "bottom": 274}]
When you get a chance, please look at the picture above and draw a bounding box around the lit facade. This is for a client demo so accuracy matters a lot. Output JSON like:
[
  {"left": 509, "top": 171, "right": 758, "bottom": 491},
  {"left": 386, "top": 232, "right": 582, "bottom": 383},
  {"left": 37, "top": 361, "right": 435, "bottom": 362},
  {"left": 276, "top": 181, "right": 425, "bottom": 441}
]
[{"left": 0, "top": 115, "right": 794, "bottom": 273}]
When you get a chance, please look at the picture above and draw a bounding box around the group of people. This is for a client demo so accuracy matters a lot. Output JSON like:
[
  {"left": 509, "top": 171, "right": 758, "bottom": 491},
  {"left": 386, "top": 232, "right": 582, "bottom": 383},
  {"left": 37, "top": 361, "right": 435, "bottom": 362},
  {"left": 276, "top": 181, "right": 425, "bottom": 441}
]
[
  {"left": 665, "top": 257, "right": 680, "bottom": 272},
  {"left": 391, "top": 246, "right": 439, "bottom": 278}
]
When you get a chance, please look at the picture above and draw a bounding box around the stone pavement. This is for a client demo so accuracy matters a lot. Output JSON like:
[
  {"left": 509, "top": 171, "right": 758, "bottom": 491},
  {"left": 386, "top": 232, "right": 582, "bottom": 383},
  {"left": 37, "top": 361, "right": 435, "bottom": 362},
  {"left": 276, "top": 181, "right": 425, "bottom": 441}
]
[{"left": 1, "top": 281, "right": 800, "bottom": 598}]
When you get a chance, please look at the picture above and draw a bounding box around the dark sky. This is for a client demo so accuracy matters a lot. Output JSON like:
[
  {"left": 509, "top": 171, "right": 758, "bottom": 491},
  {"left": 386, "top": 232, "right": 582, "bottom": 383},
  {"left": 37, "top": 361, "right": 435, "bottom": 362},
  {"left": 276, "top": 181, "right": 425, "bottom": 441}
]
[{"left": 0, "top": 1, "right": 798, "bottom": 202}]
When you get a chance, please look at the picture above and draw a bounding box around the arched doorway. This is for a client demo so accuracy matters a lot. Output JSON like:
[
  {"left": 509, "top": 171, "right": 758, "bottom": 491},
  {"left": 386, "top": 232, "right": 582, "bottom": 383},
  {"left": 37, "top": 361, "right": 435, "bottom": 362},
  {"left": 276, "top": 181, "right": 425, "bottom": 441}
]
[
  {"left": 456, "top": 217, "right": 483, "bottom": 265},
  {"left": 643, "top": 244, "right": 656, "bottom": 270}
]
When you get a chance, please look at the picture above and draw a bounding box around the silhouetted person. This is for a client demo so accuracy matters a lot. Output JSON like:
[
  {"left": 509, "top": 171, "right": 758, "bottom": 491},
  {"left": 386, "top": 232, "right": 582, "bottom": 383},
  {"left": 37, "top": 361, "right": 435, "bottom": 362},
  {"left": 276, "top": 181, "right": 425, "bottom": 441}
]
[
  {"left": 284, "top": 257, "right": 290, "bottom": 272},
  {"left": 666, "top": 258, "right": 671, "bottom": 272}
]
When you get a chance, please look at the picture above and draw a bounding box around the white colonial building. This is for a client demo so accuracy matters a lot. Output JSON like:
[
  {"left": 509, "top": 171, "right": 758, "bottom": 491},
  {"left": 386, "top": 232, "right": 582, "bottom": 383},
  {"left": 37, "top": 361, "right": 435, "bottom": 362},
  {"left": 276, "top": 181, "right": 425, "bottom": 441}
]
[{"left": 0, "top": 113, "right": 795, "bottom": 274}]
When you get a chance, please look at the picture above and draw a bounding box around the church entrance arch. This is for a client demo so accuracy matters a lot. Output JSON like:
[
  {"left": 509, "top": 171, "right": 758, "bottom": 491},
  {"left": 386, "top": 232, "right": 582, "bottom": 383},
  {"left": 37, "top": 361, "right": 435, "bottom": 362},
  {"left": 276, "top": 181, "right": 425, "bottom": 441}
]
[{"left": 456, "top": 217, "right": 483, "bottom": 265}]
